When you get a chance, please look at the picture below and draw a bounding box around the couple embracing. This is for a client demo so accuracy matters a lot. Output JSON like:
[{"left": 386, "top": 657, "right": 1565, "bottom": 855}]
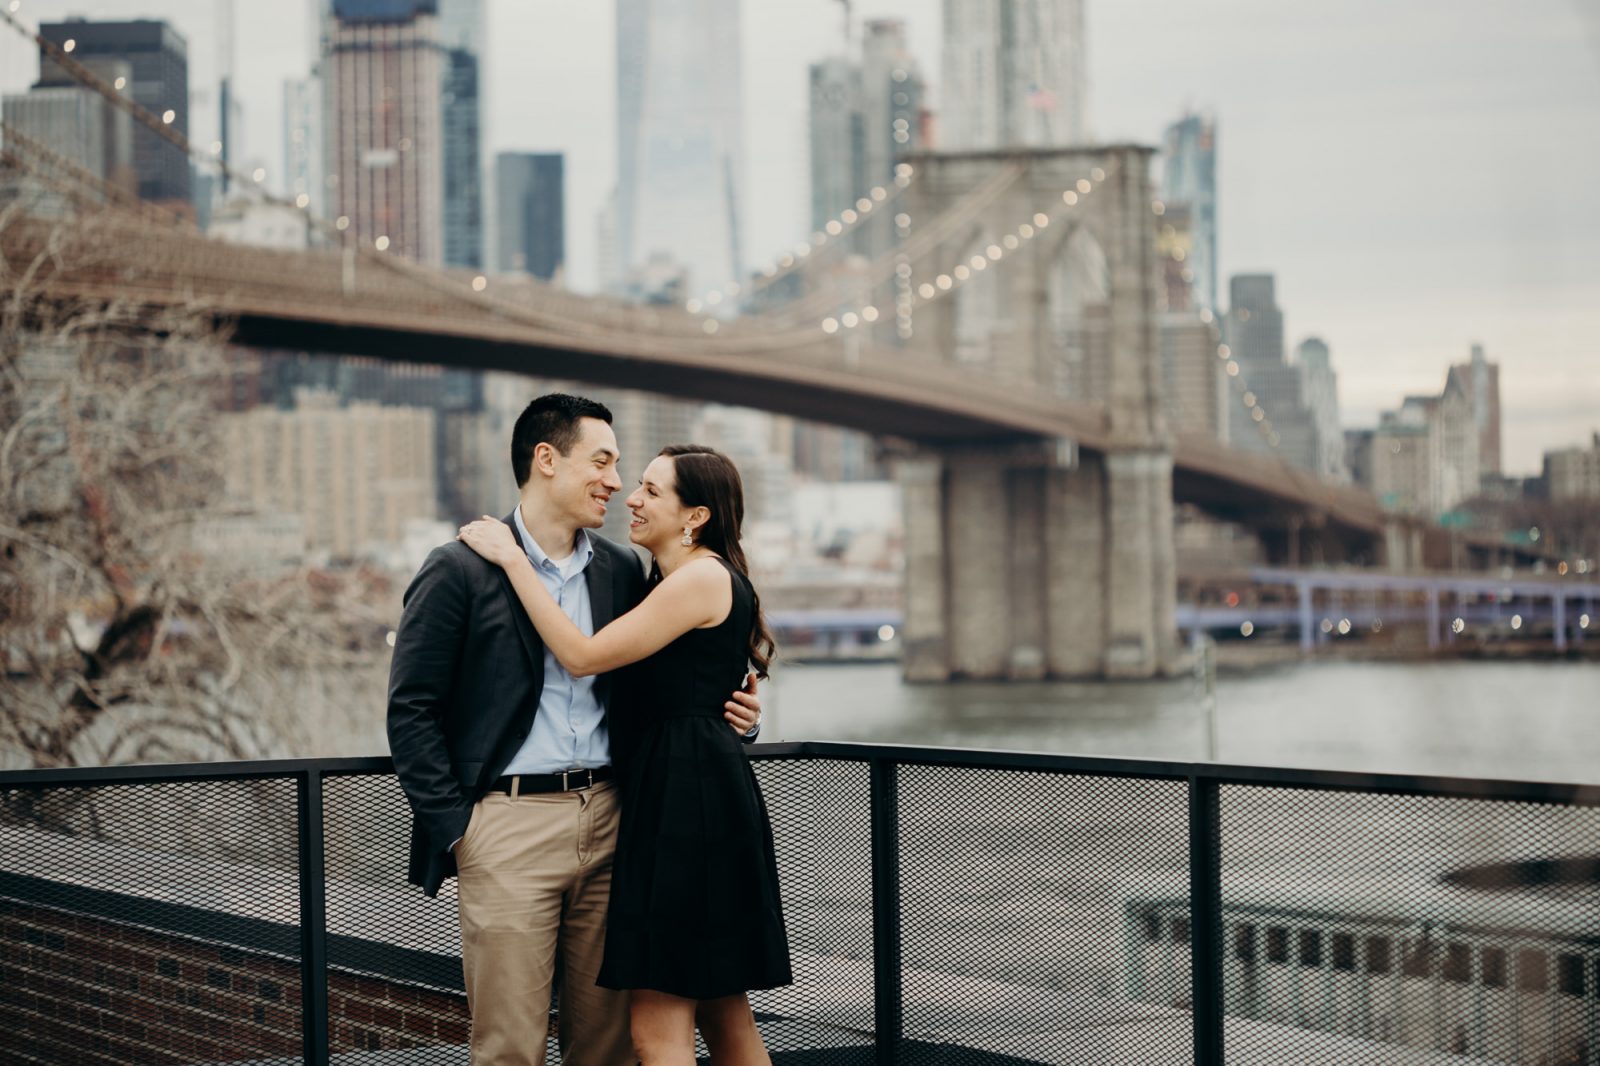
[{"left": 387, "top": 393, "right": 791, "bottom": 1065}]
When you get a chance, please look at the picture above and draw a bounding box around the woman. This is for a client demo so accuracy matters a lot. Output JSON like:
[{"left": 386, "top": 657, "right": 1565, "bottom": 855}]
[{"left": 457, "top": 444, "right": 790, "bottom": 1066}]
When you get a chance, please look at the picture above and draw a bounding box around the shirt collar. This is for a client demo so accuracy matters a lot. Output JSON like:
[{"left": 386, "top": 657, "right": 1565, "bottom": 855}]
[{"left": 514, "top": 504, "right": 595, "bottom": 575}]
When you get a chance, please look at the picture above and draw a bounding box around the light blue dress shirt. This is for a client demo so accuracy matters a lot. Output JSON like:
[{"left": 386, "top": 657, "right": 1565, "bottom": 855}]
[{"left": 501, "top": 507, "right": 611, "bottom": 773}]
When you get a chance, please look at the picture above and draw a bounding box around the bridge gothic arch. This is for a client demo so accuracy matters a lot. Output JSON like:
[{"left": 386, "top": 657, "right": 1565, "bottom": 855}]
[
  {"left": 1042, "top": 221, "right": 1111, "bottom": 401},
  {"left": 894, "top": 145, "right": 1182, "bottom": 680}
]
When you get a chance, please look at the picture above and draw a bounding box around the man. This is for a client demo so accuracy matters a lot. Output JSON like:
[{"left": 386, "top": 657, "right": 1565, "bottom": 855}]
[{"left": 388, "top": 394, "right": 761, "bottom": 1065}]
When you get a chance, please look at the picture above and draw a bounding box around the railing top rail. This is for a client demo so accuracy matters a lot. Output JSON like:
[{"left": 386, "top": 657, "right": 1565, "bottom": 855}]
[
  {"left": 1, "top": 743, "right": 1596, "bottom": 807},
  {"left": 0, "top": 755, "right": 393, "bottom": 788},
  {"left": 784, "top": 742, "right": 1600, "bottom": 807}
]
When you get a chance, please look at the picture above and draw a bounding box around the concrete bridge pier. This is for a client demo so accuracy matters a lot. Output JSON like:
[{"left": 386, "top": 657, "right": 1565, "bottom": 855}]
[
  {"left": 899, "top": 442, "right": 1180, "bottom": 681},
  {"left": 1382, "top": 519, "right": 1427, "bottom": 571}
]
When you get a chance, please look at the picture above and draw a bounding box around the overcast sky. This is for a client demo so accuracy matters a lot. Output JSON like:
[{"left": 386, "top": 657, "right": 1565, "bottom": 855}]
[{"left": 4, "top": 0, "right": 1596, "bottom": 473}]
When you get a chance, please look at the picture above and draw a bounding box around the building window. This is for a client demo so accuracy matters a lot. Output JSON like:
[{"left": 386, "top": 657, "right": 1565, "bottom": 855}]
[
  {"left": 1233, "top": 924, "right": 1257, "bottom": 963},
  {"left": 1141, "top": 910, "right": 1161, "bottom": 942},
  {"left": 1169, "top": 916, "right": 1190, "bottom": 944},
  {"left": 1557, "top": 954, "right": 1585, "bottom": 997},
  {"left": 1402, "top": 940, "right": 1432, "bottom": 979},
  {"left": 1332, "top": 933, "right": 1356, "bottom": 971},
  {"left": 1298, "top": 930, "right": 1323, "bottom": 967},
  {"left": 1442, "top": 943, "right": 1472, "bottom": 984},
  {"left": 1266, "top": 927, "right": 1289, "bottom": 964},
  {"left": 1517, "top": 949, "right": 1548, "bottom": 992},
  {"left": 1365, "top": 935, "right": 1393, "bottom": 974},
  {"left": 1481, "top": 947, "right": 1508, "bottom": 988}
]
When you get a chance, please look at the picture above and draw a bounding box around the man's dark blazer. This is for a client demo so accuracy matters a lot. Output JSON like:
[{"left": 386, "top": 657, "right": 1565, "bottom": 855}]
[{"left": 387, "top": 513, "right": 647, "bottom": 897}]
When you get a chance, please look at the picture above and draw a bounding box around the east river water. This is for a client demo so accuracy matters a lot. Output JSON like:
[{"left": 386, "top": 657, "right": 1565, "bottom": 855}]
[{"left": 762, "top": 658, "right": 1600, "bottom": 784}]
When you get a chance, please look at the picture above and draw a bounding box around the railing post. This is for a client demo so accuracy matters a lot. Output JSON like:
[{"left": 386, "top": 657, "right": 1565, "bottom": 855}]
[
  {"left": 870, "top": 759, "right": 903, "bottom": 1065},
  {"left": 1189, "top": 775, "right": 1224, "bottom": 1066},
  {"left": 297, "top": 769, "right": 330, "bottom": 1066}
]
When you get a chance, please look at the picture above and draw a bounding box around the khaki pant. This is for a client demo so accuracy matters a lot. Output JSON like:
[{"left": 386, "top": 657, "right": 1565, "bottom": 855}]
[{"left": 454, "top": 781, "right": 632, "bottom": 1066}]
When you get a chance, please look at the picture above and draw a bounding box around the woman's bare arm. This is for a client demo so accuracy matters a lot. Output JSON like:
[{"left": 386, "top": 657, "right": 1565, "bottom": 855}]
[{"left": 457, "top": 518, "right": 731, "bottom": 677}]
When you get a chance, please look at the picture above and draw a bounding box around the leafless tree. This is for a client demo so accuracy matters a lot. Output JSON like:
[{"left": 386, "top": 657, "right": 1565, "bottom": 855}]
[{"left": 1, "top": 203, "right": 390, "bottom": 770}]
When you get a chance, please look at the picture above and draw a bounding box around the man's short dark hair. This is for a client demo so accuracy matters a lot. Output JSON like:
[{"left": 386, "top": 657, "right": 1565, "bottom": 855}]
[{"left": 511, "top": 393, "right": 614, "bottom": 488}]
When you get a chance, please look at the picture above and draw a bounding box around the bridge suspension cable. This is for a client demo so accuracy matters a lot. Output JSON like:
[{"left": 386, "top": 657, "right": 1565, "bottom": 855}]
[
  {"left": 761, "top": 159, "right": 1028, "bottom": 328},
  {"left": 690, "top": 165, "right": 917, "bottom": 312},
  {"left": 812, "top": 164, "right": 1111, "bottom": 339}
]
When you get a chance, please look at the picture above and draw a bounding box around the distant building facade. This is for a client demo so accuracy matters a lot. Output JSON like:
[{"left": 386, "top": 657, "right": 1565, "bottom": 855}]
[
  {"left": 495, "top": 152, "right": 564, "bottom": 280},
  {"left": 1296, "top": 337, "right": 1346, "bottom": 482},
  {"left": 1160, "top": 113, "right": 1217, "bottom": 312},
  {"left": 1161, "top": 313, "right": 1227, "bottom": 442},
  {"left": 2, "top": 83, "right": 134, "bottom": 198},
  {"left": 1223, "top": 274, "right": 1320, "bottom": 470},
  {"left": 220, "top": 389, "right": 437, "bottom": 560},
  {"left": 859, "top": 20, "right": 926, "bottom": 201},
  {"left": 325, "top": 0, "right": 445, "bottom": 264},
  {"left": 1356, "top": 348, "right": 1499, "bottom": 517},
  {"left": 1544, "top": 433, "right": 1600, "bottom": 500},
  {"left": 1452, "top": 343, "right": 1502, "bottom": 482},
  {"left": 616, "top": 0, "right": 746, "bottom": 296},
  {"left": 1365, "top": 393, "right": 1474, "bottom": 518},
  {"left": 283, "top": 77, "right": 323, "bottom": 217},
  {"left": 941, "top": 0, "right": 1085, "bottom": 149},
  {"left": 808, "top": 56, "right": 866, "bottom": 234},
  {"left": 37, "top": 19, "right": 189, "bottom": 205},
  {"left": 437, "top": 0, "right": 483, "bottom": 269}
]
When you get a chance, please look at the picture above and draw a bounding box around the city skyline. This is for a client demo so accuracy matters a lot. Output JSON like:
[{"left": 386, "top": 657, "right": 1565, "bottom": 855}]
[{"left": 2, "top": 0, "right": 1595, "bottom": 473}]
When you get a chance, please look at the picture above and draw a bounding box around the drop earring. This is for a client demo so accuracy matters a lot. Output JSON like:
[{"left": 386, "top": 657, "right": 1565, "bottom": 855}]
[{"left": 681, "top": 527, "right": 693, "bottom": 547}]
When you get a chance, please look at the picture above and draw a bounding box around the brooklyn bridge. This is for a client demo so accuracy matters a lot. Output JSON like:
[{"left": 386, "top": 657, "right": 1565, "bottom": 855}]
[{"left": 0, "top": 25, "right": 1542, "bottom": 680}]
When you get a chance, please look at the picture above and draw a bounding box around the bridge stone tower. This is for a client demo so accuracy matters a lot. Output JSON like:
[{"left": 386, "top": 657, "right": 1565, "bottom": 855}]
[{"left": 889, "top": 146, "right": 1180, "bottom": 680}]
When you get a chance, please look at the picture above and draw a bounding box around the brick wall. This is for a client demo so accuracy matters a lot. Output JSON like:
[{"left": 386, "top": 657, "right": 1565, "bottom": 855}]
[{"left": 0, "top": 897, "right": 469, "bottom": 1064}]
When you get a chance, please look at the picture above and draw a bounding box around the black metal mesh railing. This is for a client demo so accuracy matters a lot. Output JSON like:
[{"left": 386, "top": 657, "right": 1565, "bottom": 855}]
[
  {"left": 895, "top": 766, "right": 1191, "bottom": 1064},
  {"left": 1, "top": 747, "right": 1597, "bottom": 1065},
  {"left": 0, "top": 775, "right": 304, "bottom": 1065}
]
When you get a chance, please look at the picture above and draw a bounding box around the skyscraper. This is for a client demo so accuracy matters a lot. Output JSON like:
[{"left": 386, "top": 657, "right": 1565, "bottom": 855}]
[
  {"left": 37, "top": 20, "right": 190, "bottom": 204},
  {"left": 495, "top": 152, "right": 564, "bottom": 280},
  {"left": 1224, "top": 275, "right": 1319, "bottom": 471},
  {"left": 808, "top": 56, "right": 865, "bottom": 234},
  {"left": 1161, "top": 113, "right": 1218, "bottom": 312},
  {"left": 1453, "top": 343, "right": 1502, "bottom": 480},
  {"left": 615, "top": 0, "right": 746, "bottom": 296},
  {"left": 1295, "top": 337, "right": 1346, "bottom": 482},
  {"left": 3, "top": 82, "right": 133, "bottom": 198},
  {"left": 437, "top": 0, "right": 483, "bottom": 269},
  {"left": 326, "top": 0, "right": 445, "bottom": 264},
  {"left": 809, "top": 20, "right": 925, "bottom": 235},
  {"left": 941, "top": 0, "right": 1085, "bottom": 150},
  {"left": 859, "top": 20, "right": 925, "bottom": 195},
  {"left": 283, "top": 77, "right": 322, "bottom": 216}
]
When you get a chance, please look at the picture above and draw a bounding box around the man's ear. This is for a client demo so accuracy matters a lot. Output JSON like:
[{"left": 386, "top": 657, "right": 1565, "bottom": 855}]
[{"left": 532, "top": 442, "right": 559, "bottom": 477}]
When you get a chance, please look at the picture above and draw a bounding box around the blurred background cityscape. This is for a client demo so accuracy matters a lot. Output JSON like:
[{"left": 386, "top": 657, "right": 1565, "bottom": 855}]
[{"left": 1, "top": 0, "right": 1596, "bottom": 771}]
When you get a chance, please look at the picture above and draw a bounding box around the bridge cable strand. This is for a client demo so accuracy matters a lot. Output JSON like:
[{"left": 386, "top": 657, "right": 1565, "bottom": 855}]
[
  {"left": 695, "top": 168, "right": 916, "bottom": 311},
  {"left": 764, "top": 160, "right": 1028, "bottom": 327},
  {"left": 816, "top": 163, "right": 1114, "bottom": 339}
]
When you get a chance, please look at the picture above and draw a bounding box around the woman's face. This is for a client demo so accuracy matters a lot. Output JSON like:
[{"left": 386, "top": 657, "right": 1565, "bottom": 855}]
[{"left": 624, "top": 455, "right": 693, "bottom": 552}]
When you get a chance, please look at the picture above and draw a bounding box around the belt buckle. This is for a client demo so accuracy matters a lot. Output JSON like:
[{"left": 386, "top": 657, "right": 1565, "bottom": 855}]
[{"left": 562, "top": 768, "right": 592, "bottom": 791}]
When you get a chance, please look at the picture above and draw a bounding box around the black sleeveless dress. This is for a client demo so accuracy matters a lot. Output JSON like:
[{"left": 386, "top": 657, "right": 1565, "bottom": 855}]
[{"left": 598, "top": 557, "right": 792, "bottom": 1000}]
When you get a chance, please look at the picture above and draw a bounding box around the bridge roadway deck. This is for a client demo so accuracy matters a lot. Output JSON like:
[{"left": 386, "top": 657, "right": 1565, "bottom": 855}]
[{"left": 12, "top": 213, "right": 1396, "bottom": 540}]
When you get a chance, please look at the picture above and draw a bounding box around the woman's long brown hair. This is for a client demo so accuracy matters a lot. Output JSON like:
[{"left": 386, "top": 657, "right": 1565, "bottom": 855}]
[{"left": 655, "top": 444, "right": 776, "bottom": 678}]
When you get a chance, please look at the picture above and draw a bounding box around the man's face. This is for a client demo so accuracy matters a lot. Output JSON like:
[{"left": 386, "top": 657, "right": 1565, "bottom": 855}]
[{"left": 545, "top": 417, "right": 623, "bottom": 530}]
